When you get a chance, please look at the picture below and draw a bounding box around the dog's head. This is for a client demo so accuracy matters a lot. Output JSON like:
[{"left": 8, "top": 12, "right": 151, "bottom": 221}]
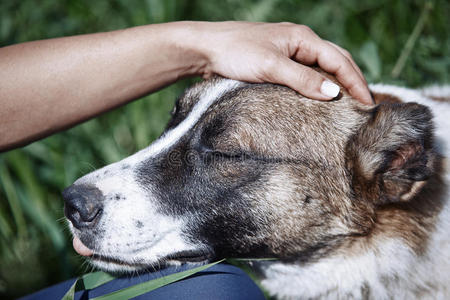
[{"left": 63, "top": 76, "right": 435, "bottom": 272}]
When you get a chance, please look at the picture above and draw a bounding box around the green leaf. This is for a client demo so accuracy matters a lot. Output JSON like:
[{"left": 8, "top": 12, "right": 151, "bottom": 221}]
[{"left": 91, "top": 259, "right": 225, "bottom": 300}]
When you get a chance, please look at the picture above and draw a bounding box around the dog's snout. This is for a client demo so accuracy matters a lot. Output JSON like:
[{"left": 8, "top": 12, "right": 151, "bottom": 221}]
[{"left": 63, "top": 184, "right": 103, "bottom": 229}]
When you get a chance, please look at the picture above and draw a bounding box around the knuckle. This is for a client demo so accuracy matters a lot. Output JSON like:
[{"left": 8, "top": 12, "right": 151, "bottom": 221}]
[
  {"left": 283, "top": 24, "right": 315, "bottom": 38},
  {"left": 276, "top": 22, "right": 298, "bottom": 37},
  {"left": 297, "top": 68, "right": 317, "bottom": 88},
  {"left": 278, "top": 21, "right": 295, "bottom": 27},
  {"left": 298, "top": 24, "right": 314, "bottom": 35},
  {"left": 335, "top": 55, "right": 352, "bottom": 71}
]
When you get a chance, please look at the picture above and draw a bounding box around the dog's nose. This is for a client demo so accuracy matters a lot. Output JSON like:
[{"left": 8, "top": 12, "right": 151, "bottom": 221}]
[{"left": 63, "top": 184, "right": 103, "bottom": 229}]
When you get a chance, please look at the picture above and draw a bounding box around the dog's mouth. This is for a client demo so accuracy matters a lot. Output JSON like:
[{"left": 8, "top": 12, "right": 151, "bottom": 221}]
[
  {"left": 90, "top": 250, "right": 213, "bottom": 272},
  {"left": 165, "top": 250, "right": 214, "bottom": 263},
  {"left": 96, "top": 250, "right": 211, "bottom": 263},
  {"left": 72, "top": 235, "right": 213, "bottom": 271}
]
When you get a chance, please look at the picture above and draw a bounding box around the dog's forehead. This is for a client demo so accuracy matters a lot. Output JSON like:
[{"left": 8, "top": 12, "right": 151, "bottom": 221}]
[
  {"left": 182, "top": 79, "right": 366, "bottom": 163},
  {"left": 176, "top": 77, "right": 229, "bottom": 115}
]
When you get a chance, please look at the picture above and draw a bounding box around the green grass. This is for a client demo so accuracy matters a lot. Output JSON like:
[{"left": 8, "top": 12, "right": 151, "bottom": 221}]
[{"left": 0, "top": 0, "right": 449, "bottom": 298}]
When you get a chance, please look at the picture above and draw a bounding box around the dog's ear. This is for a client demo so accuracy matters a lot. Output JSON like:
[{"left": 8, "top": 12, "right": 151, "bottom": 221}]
[{"left": 346, "top": 103, "right": 435, "bottom": 204}]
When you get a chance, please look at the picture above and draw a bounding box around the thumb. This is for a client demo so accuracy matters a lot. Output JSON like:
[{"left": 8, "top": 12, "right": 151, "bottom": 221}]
[{"left": 267, "top": 56, "right": 340, "bottom": 101}]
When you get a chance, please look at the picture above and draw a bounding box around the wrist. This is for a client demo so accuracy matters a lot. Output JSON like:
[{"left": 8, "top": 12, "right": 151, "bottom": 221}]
[{"left": 164, "top": 21, "right": 212, "bottom": 79}]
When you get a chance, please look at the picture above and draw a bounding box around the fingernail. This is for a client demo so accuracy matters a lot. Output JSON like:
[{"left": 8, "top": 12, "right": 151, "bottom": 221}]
[{"left": 320, "top": 81, "right": 340, "bottom": 99}]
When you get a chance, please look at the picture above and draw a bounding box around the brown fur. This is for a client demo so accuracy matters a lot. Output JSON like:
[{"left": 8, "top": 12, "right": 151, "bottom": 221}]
[
  {"left": 175, "top": 75, "right": 439, "bottom": 261},
  {"left": 341, "top": 156, "right": 444, "bottom": 256},
  {"left": 372, "top": 92, "right": 403, "bottom": 104},
  {"left": 424, "top": 95, "right": 450, "bottom": 103}
]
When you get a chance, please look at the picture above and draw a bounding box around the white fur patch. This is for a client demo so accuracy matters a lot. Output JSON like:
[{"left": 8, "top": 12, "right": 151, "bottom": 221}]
[
  {"left": 259, "top": 239, "right": 415, "bottom": 299},
  {"left": 421, "top": 85, "right": 450, "bottom": 100}
]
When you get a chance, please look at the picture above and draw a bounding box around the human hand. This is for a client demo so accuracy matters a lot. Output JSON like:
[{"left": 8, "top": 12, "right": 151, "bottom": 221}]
[{"left": 187, "top": 21, "right": 372, "bottom": 104}]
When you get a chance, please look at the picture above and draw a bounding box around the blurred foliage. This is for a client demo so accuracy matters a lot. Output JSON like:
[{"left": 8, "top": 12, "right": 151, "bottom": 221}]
[{"left": 0, "top": 0, "right": 448, "bottom": 298}]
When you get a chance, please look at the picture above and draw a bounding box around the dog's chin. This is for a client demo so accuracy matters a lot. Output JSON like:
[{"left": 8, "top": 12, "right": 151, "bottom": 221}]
[{"left": 86, "top": 249, "right": 214, "bottom": 274}]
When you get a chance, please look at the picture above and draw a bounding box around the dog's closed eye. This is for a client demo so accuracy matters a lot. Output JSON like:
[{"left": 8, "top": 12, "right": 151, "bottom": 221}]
[{"left": 201, "top": 148, "right": 246, "bottom": 162}]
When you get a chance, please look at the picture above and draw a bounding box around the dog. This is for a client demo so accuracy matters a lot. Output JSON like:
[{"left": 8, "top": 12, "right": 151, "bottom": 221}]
[{"left": 63, "top": 71, "right": 450, "bottom": 299}]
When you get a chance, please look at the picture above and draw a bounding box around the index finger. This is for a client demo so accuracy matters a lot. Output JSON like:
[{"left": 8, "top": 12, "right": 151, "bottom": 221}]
[
  {"left": 291, "top": 32, "right": 372, "bottom": 104},
  {"left": 316, "top": 41, "right": 372, "bottom": 104}
]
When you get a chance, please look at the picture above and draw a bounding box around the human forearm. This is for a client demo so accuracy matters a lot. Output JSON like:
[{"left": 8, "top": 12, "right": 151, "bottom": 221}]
[{"left": 0, "top": 22, "right": 206, "bottom": 151}]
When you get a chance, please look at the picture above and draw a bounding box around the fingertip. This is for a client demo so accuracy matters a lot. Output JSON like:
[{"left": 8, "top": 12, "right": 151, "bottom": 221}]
[
  {"left": 360, "top": 89, "right": 374, "bottom": 105},
  {"left": 352, "top": 86, "right": 373, "bottom": 105},
  {"left": 320, "top": 80, "right": 340, "bottom": 99}
]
